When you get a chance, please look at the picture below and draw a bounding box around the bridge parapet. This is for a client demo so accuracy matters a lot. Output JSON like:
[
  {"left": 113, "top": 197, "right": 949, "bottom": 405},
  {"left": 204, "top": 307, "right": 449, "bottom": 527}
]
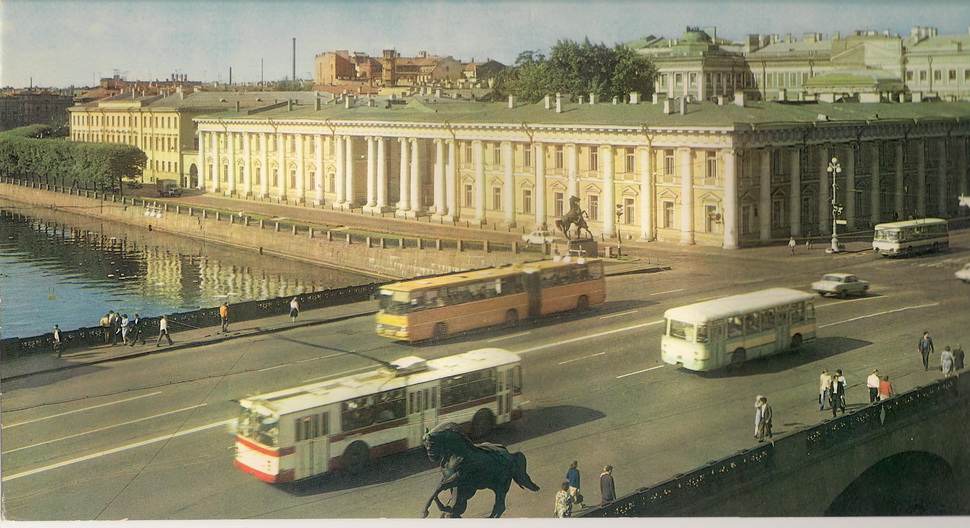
[{"left": 579, "top": 373, "right": 966, "bottom": 517}]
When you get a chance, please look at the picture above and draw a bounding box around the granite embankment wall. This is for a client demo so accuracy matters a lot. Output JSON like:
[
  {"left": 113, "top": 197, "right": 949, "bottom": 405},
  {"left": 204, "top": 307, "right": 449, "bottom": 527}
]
[{"left": 0, "top": 180, "right": 541, "bottom": 280}]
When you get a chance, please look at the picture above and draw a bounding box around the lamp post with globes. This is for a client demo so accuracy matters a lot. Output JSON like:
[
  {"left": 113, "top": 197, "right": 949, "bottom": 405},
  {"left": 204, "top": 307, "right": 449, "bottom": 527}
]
[
  {"left": 826, "top": 157, "right": 843, "bottom": 253},
  {"left": 615, "top": 204, "right": 624, "bottom": 257}
]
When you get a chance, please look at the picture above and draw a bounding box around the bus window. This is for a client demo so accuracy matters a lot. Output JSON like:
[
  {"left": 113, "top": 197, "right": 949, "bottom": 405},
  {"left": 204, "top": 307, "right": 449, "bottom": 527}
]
[
  {"left": 728, "top": 316, "right": 743, "bottom": 338},
  {"left": 669, "top": 320, "right": 693, "bottom": 340},
  {"left": 775, "top": 306, "right": 789, "bottom": 326},
  {"left": 791, "top": 303, "right": 805, "bottom": 323},
  {"left": 761, "top": 309, "right": 775, "bottom": 330},
  {"left": 711, "top": 322, "right": 726, "bottom": 342},
  {"left": 805, "top": 302, "right": 815, "bottom": 320},
  {"left": 745, "top": 312, "right": 761, "bottom": 333},
  {"left": 696, "top": 324, "right": 709, "bottom": 343}
]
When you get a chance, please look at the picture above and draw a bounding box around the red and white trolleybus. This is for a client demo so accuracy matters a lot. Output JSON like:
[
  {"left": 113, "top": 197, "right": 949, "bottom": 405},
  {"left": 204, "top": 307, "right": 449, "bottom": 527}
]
[{"left": 234, "top": 348, "right": 523, "bottom": 483}]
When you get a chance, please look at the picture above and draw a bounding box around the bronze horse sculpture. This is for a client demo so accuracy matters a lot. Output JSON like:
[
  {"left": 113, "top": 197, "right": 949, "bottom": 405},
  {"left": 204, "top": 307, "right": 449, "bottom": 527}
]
[
  {"left": 556, "top": 195, "right": 593, "bottom": 240},
  {"left": 421, "top": 422, "right": 540, "bottom": 518}
]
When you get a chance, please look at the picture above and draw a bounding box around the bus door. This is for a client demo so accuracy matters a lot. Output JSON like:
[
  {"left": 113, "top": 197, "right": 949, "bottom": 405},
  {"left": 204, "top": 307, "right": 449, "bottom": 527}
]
[
  {"left": 523, "top": 270, "right": 542, "bottom": 318},
  {"left": 294, "top": 412, "right": 330, "bottom": 479},
  {"left": 407, "top": 384, "right": 439, "bottom": 447},
  {"left": 496, "top": 367, "right": 514, "bottom": 424}
]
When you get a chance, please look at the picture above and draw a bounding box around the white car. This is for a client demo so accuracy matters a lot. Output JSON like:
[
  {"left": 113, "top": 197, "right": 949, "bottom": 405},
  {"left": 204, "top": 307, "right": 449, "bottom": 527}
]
[
  {"left": 956, "top": 263, "right": 970, "bottom": 283},
  {"left": 811, "top": 273, "right": 870, "bottom": 298},
  {"left": 521, "top": 230, "right": 558, "bottom": 245}
]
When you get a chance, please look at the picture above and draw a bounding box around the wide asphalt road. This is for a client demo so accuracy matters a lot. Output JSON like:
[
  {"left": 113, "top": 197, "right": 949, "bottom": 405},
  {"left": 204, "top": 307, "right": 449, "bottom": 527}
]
[{"left": 3, "top": 231, "right": 968, "bottom": 520}]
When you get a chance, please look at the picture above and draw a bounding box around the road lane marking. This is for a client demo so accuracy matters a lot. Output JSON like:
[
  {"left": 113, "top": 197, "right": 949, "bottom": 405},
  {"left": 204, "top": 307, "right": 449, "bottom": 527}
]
[
  {"left": 617, "top": 365, "right": 664, "bottom": 379},
  {"left": 302, "top": 365, "right": 374, "bottom": 384},
  {"left": 819, "top": 303, "right": 940, "bottom": 329},
  {"left": 257, "top": 365, "right": 287, "bottom": 372},
  {"left": 297, "top": 353, "right": 343, "bottom": 363},
  {"left": 513, "top": 319, "right": 664, "bottom": 355},
  {"left": 559, "top": 352, "right": 606, "bottom": 365},
  {"left": 2, "top": 419, "right": 234, "bottom": 483},
  {"left": 815, "top": 296, "right": 878, "bottom": 308},
  {"left": 487, "top": 331, "right": 532, "bottom": 343},
  {"left": 2, "top": 392, "right": 163, "bottom": 430},
  {"left": 650, "top": 289, "right": 684, "bottom": 296},
  {"left": 600, "top": 310, "right": 638, "bottom": 319},
  {"left": 3, "top": 404, "right": 208, "bottom": 455}
]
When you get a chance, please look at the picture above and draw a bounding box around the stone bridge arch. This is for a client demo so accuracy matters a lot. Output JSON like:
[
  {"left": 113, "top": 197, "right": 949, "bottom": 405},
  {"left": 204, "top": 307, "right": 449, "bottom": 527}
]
[{"left": 826, "top": 451, "right": 958, "bottom": 516}]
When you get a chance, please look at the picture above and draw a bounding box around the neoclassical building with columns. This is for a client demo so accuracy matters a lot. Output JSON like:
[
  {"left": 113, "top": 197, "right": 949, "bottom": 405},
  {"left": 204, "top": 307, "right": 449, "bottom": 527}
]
[{"left": 193, "top": 93, "right": 970, "bottom": 249}]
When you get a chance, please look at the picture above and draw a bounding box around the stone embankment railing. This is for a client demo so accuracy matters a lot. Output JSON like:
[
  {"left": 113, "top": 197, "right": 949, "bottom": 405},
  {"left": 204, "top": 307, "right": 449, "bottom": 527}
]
[{"left": 0, "top": 177, "right": 545, "bottom": 280}]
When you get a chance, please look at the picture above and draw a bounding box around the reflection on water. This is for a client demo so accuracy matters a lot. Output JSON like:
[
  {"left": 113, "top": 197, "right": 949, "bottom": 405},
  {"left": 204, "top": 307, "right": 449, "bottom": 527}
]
[{"left": 0, "top": 201, "right": 375, "bottom": 339}]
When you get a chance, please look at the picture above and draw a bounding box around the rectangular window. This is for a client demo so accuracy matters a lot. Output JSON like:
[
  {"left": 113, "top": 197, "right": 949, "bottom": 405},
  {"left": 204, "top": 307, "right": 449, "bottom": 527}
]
[
  {"left": 290, "top": 170, "right": 297, "bottom": 188},
  {"left": 675, "top": 73, "right": 683, "bottom": 86},
  {"left": 554, "top": 146, "right": 564, "bottom": 169},
  {"left": 523, "top": 145, "right": 532, "bottom": 167},
  {"left": 907, "top": 71, "right": 914, "bottom": 82},
  {"left": 587, "top": 194, "right": 599, "bottom": 221},
  {"left": 948, "top": 69, "right": 957, "bottom": 82},
  {"left": 625, "top": 149, "right": 635, "bottom": 173},
  {"left": 464, "top": 144, "right": 473, "bottom": 163},
  {"left": 663, "top": 201, "right": 675, "bottom": 228},
  {"left": 464, "top": 184, "right": 473, "bottom": 207},
  {"left": 689, "top": 72, "right": 697, "bottom": 86},
  {"left": 772, "top": 198, "right": 785, "bottom": 228},
  {"left": 664, "top": 149, "right": 675, "bottom": 176},
  {"left": 934, "top": 70, "right": 942, "bottom": 81},
  {"left": 589, "top": 148, "right": 598, "bottom": 171},
  {"left": 554, "top": 192, "right": 565, "bottom": 217},
  {"left": 522, "top": 189, "right": 532, "bottom": 214},
  {"left": 706, "top": 151, "right": 718, "bottom": 180},
  {"left": 492, "top": 186, "right": 502, "bottom": 210},
  {"left": 492, "top": 145, "right": 501, "bottom": 165},
  {"left": 920, "top": 70, "right": 927, "bottom": 82},
  {"left": 623, "top": 197, "right": 635, "bottom": 224}
]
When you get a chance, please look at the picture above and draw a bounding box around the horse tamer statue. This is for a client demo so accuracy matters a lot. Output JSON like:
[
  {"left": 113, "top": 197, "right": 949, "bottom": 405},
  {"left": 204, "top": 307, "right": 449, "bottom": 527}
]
[
  {"left": 421, "top": 422, "right": 540, "bottom": 518},
  {"left": 555, "top": 195, "right": 593, "bottom": 240}
]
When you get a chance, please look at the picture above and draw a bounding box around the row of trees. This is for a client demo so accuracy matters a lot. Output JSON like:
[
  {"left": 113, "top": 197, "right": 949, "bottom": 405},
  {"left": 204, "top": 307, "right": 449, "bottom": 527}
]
[
  {"left": 489, "top": 38, "right": 657, "bottom": 104},
  {"left": 0, "top": 125, "right": 147, "bottom": 192}
]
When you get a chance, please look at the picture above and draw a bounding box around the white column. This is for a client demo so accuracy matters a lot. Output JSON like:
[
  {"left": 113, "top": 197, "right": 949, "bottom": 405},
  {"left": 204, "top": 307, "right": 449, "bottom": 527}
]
[
  {"left": 917, "top": 140, "right": 926, "bottom": 217},
  {"left": 895, "top": 141, "right": 905, "bottom": 217},
  {"left": 473, "top": 140, "right": 485, "bottom": 222},
  {"left": 433, "top": 139, "right": 445, "bottom": 216},
  {"left": 845, "top": 148, "right": 856, "bottom": 230},
  {"left": 197, "top": 131, "right": 206, "bottom": 190},
  {"left": 260, "top": 133, "right": 269, "bottom": 197},
  {"left": 409, "top": 138, "right": 421, "bottom": 214},
  {"left": 397, "top": 137, "right": 410, "bottom": 213},
  {"left": 211, "top": 132, "right": 221, "bottom": 193},
  {"left": 276, "top": 132, "right": 285, "bottom": 199},
  {"left": 639, "top": 146, "right": 654, "bottom": 241},
  {"left": 870, "top": 143, "right": 881, "bottom": 227},
  {"left": 503, "top": 141, "right": 515, "bottom": 225},
  {"left": 567, "top": 143, "right": 579, "bottom": 198},
  {"left": 602, "top": 145, "right": 616, "bottom": 237},
  {"left": 376, "top": 137, "right": 387, "bottom": 209},
  {"left": 819, "top": 147, "right": 830, "bottom": 235},
  {"left": 790, "top": 147, "right": 801, "bottom": 236},
  {"left": 535, "top": 142, "right": 546, "bottom": 227},
  {"left": 243, "top": 133, "right": 252, "bottom": 197},
  {"left": 365, "top": 136, "right": 376, "bottom": 207},
  {"left": 227, "top": 133, "right": 237, "bottom": 196},
  {"left": 345, "top": 136, "right": 355, "bottom": 206},
  {"left": 314, "top": 135, "right": 324, "bottom": 205},
  {"left": 937, "top": 138, "right": 948, "bottom": 217},
  {"left": 759, "top": 148, "right": 771, "bottom": 242},
  {"left": 680, "top": 147, "right": 694, "bottom": 245},
  {"left": 334, "top": 135, "right": 345, "bottom": 205},
  {"left": 446, "top": 139, "right": 457, "bottom": 219},
  {"left": 296, "top": 135, "right": 306, "bottom": 203},
  {"left": 723, "top": 149, "right": 738, "bottom": 249}
]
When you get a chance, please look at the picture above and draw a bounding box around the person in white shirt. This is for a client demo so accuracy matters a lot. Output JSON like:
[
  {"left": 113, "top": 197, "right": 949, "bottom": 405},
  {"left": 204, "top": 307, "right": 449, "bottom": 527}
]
[
  {"left": 156, "top": 315, "right": 173, "bottom": 346},
  {"left": 819, "top": 370, "right": 831, "bottom": 411},
  {"left": 866, "top": 370, "right": 880, "bottom": 403}
]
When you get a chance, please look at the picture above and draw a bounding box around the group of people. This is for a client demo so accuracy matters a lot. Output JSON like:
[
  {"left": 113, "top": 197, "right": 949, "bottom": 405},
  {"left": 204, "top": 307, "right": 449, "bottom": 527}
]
[
  {"left": 96, "top": 311, "right": 148, "bottom": 347},
  {"left": 918, "top": 331, "right": 964, "bottom": 377},
  {"left": 553, "top": 461, "right": 615, "bottom": 517},
  {"left": 754, "top": 395, "right": 773, "bottom": 442},
  {"left": 818, "top": 369, "right": 848, "bottom": 416}
]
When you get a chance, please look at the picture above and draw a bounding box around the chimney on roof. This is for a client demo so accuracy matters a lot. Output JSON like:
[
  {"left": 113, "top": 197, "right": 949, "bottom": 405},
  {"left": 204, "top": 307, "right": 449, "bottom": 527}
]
[
  {"left": 735, "top": 92, "right": 746, "bottom": 107},
  {"left": 578, "top": 95, "right": 584, "bottom": 105},
  {"left": 545, "top": 94, "right": 551, "bottom": 110},
  {"left": 589, "top": 92, "right": 596, "bottom": 105},
  {"left": 778, "top": 88, "right": 787, "bottom": 102},
  {"left": 833, "top": 31, "right": 841, "bottom": 40},
  {"left": 612, "top": 96, "right": 618, "bottom": 105},
  {"left": 287, "top": 100, "right": 292, "bottom": 111},
  {"left": 556, "top": 93, "right": 562, "bottom": 113},
  {"left": 368, "top": 98, "right": 375, "bottom": 107},
  {"left": 508, "top": 95, "right": 515, "bottom": 109},
  {"left": 629, "top": 92, "right": 640, "bottom": 105},
  {"left": 716, "top": 95, "right": 725, "bottom": 105},
  {"left": 345, "top": 95, "right": 352, "bottom": 108},
  {"left": 653, "top": 92, "right": 666, "bottom": 105},
  {"left": 435, "top": 88, "right": 441, "bottom": 99},
  {"left": 663, "top": 99, "right": 673, "bottom": 114},
  {"left": 235, "top": 101, "right": 240, "bottom": 112},
  {"left": 680, "top": 97, "right": 687, "bottom": 115},
  {"left": 315, "top": 98, "right": 321, "bottom": 111}
]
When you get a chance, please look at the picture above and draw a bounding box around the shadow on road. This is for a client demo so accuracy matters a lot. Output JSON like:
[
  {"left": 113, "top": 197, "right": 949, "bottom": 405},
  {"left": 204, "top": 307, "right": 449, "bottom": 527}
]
[
  {"left": 277, "top": 405, "right": 604, "bottom": 497},
  {"left": 694, "top": 337, "right": 872, "bottom": 378}
]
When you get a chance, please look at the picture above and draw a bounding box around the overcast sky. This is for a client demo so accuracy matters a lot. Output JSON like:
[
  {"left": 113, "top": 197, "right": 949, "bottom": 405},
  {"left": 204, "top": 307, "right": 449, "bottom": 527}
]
[{"left": 2, "top": 0, "right": 968, "bottom": 88}]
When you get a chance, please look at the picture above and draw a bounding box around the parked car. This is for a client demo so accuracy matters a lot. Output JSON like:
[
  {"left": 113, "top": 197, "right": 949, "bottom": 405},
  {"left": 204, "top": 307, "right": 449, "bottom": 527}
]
[
  {"left": 956, "top": 263, "right": 970, "bottom": 283},
  {"left": 521, "top": 230, "right": 559, "bottom": 245},
  {"left": 811, "top": 273, "right": 870, "bottom": 298},
  {"left": 156, "top": 178, "right": 183, "bottom": 197}
]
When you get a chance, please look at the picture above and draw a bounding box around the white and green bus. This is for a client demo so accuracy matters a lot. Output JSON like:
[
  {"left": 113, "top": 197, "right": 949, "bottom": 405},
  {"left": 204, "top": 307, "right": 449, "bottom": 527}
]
[
  {"left": 661, "top": 288, "right": 817, "bottom": 372},
  {"left": 872, "top": 218, "right": 948, "bottom": 257}
]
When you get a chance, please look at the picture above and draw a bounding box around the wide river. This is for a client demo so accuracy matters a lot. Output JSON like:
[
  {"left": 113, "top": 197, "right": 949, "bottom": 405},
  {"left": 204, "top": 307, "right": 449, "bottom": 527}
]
[{"left": 0, "top": 198, "right": 377, "bottom": 339}]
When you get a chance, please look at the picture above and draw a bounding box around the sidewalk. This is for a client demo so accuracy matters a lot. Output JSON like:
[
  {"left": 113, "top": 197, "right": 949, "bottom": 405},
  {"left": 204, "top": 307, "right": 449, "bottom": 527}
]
[{"left": 1, "top": 300, "right": 379, "bottom": 382}]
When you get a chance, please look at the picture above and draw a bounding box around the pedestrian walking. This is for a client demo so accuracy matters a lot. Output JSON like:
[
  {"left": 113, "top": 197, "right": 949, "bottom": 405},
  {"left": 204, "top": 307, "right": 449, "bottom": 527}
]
[
  {"left": 52, "top": 324, "right": 63, "bottom": 358},
  {"left": 830, "top": 370, "right": 846, "bottom": 416},
  {"left": 108, "top": 310, "right": 120, "bottom": 345},
  {"left": 599, "top": 465, "right": 615, "bottom": 505},
  {"left": 788, "top": 236, "right": 796, "bottom": 255},
  {"left": 220, "top": 302, "right": 230, "bottom": 333},
  {"left": 818, "top": 369, "right": 831, "bottom": 411},
  {"left": 554, "top": 481, "right": 572, "bottom": 518},
  {"left": 120, "top": 314, "right": 131, "bottom": 345},
  {"left": 917, "top": 331, "right": 935, "bottom": 371},
  {"left": 757, "top": 396, "right": 773, "bottom": 442},
  {"left": 156, "top": 315, "right": 174, "bottom": 346},
  {"left": 128, "top": 313, "right": 146, "bottom": 346},
  {"left": 952, "top": 344, "right": 964, "bottom": 371},
  {"left": 566, "top": 461, "right": 584, "bottom": 508},
  {"left": 867, "top": 369, "right": 881, "bottom": 403},
  {"left": 941, "top": 346, "right": 954, "bottom": 377},
  {"left": 289, "top": 297, "right": 300, "bottom": 322},
  {"left": 99, "top": 312, "right": 112, "bottom": 343},
  {"left": 878, "top": 376, "right": 894, "bottom": 401},
  {"left": 754, "top": 395, "right": 764, "bottom": 438}
]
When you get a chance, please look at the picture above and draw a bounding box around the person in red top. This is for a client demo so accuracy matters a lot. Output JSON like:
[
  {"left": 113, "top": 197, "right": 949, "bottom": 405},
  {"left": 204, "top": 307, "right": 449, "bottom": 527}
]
[
  {"left": 219, "top": 303, "right": 230, "bottom": 333},
  {"left": 878, "top": 376, "right": 895, "bottom": 401}
]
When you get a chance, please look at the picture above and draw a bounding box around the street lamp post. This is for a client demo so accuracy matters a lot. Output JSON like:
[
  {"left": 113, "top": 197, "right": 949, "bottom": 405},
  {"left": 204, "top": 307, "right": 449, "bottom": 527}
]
[
  {"left": 826, "top": 157, "right": 843, "bottom": 254},
  {"left": 615, "top": 204, "right": 624, "bottom": 257}
]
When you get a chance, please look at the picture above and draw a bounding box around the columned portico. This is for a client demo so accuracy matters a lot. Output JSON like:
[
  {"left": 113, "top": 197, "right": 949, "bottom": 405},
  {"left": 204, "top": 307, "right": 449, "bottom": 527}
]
[
  {"left": 819, "top": 147, "right": 830, "bottom": 235},
  {"left": 197, "top": 131, "right": 207, "bottom": 190},
  {"left": 917, "top": 140, "right": 926, "bottom": 217},
  {"left": 375, "top": 137, "right": 388, "bottom": 211},
  {"left": 502, "top": 141, "right": 515, "bottom": 226},
  {"left": 790, "top": 147, "right": 801, "bottom": 236},
  {"left": 938, "top": 138, "right": 948, "bottom": 217},
  {"left": 445, "top": 140, "right": 457, "bottom": 220},
  {"left": 432, "top": 139, "right": 445, "bottom": 217},
  {"left": 227, "top": 132, "right": 237, "bottom": 196},
  {"left": 723, "top": 149, "right": 738, "bottom": 249},
  {"left": 680, "top": 147, "right": 694, "bottom": 245},
  {"left": 409, "top": 138, "right": 421, "bottom": 216},
  {"left": 602, "top": 145, "right": 616, "bottom": 237},
  {"left": 639, "top": 146, "right": 654, "bottom": 241},
  {"left": 759, "top": 148, "right": 771, "bottom": 242},
  {"left": 365, "top": 136, "right": 376, "bottom": 209},
  {"left": 870, "top": 143, "right": 880, "bottom": 227},
  {"left": 473, "top": 140, "right": 485, "bottom": 223},
  {"left": 344, "top": 135, "right": 356, "bottom": 207},
  {"left": 396, "top": 137, "right": 410, "bottom": 215},
  {"left": 242, "top": 133, "right": 253, "bottom": 197},
  {"left": 276, "top": 132, "right": 285, "bottom": 199},
  {"left": 295, "top": 134, "right": 306, "bottom": 203},
  {"left": 845, "top": 148, "right": 856, "bottom": 230},
  {"left": 567, "top": 143, "right": 579, "bottom": 198},
  {"left": 534, "top": 142, "right": 546, "bottom": 227},
  {"left": 314, "top": 136, "right": 324, "bottom": 205},
  {"left": 895, "top": 141, "right": 904, "bottom": 216}
]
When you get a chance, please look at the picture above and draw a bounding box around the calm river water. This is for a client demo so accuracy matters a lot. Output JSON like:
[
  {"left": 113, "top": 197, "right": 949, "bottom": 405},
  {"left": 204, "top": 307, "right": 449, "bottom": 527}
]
[{"left": 0, "top": 199, "right": 376, "bottom": 339}]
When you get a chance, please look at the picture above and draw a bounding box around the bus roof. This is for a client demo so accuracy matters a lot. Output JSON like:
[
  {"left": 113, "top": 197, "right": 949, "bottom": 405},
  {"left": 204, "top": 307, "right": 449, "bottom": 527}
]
[
  {"left": 874, "top": 218, "right": 947, "bottom": 230},
  {"left": 240, "top": 348, "right": 521, "bottom": 417},
  {"left": 663, "top": 288, "right": 815, "bottom": 323},
  {"left": 380, "top": 258, "right": 602, "bottom": 292}
]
